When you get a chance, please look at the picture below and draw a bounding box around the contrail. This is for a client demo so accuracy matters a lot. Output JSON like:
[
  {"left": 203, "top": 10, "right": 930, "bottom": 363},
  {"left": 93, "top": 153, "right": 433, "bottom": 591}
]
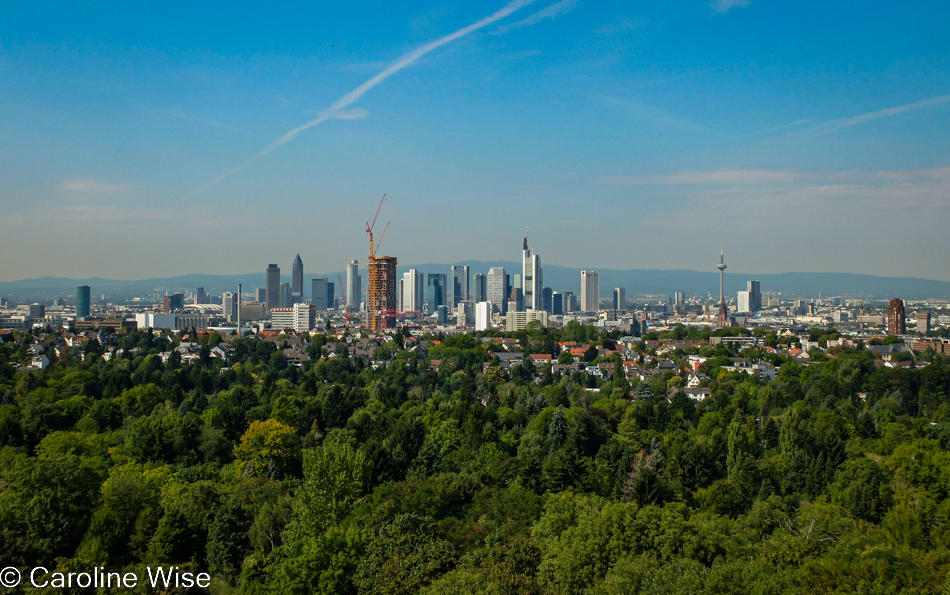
[{"left": 188, "top": 0, "right": 539, "bottom": 196}]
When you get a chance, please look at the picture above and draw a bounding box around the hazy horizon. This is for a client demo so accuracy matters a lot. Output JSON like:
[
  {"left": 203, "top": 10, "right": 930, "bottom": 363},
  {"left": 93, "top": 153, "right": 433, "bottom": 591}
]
[{"left": 2, "top": 1, "right": 949, "bottom": 282}]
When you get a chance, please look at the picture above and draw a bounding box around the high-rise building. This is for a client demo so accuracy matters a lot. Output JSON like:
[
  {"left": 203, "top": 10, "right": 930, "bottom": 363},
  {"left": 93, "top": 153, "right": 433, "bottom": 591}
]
[
  {"left": 552, "top": 291, "right": 563, "bottom": 315},
  {"left": 522, "top": 235, "right": 543, "bottom": 310},
  {"left": 747, "top": 280, "right": 762, "bottom": 311},
  {"left": 542, "top": 287, "right": 553, "bottom": 313},
  {"left": 562, "top": 291, "right": 577, "bottom": 313},
  {"left": 916, "top": 311, "right": 932, "bottom": 334},
  {"left": 613, "top": 288, "right": 625, "bottom": 311},
  {"left": 506, "top": 309, "right": 548, "bottom": 332},
  {"left": 256, "top": 288, "right": 267, "bottom": 303},
  {"left": 475, "top": 301, "right": 493, "bottom": 331},
  {"left": 401, "top": 269, "right": 425, "bottom": 312},
  {"left": 222, "top": 292, "right": 237, "bottom": 322},
  {"left": 346, "top": 260, "right": 360, "bottom": 312},
  {"left": 581, "top": 271, "right": 599, "bottom": 312},
  {"left": 509, "top": 287, "right": 524, "bottom": 313},
  {"left": 456, "top": 301, "right": 472, "bottom": 327},
  {"left": 28, "top": 304, "right": 45, "bottom": 320},
  {"left": 195, "top": 287, "right": 207, "bottom": 305},
  {"left": 513, "top": 273, "right": 522, "bottom": 290},
  {"left": 367, "top": 256, "right": 397, "bottom": 331},
  {"left": 473, "top": 273, "right": 487, "bottom": 303},
  {"left": 427, "top": 274, "right": 447, "bottom": 314},
  {"left": 162, "top": 293, "right": 185, "bottom": 313},
  {"left": 327, "top": 281, "right": 335, "bottom": 308},
  {"left": 292, "top": 254, "right": 303, "bottom": 299},
  {"left": 487, "top": 267, "right": 506, "bottom": 314},
  {"left": 737, "top": 291, "right": 751, "bottom": 313},
  {"left": 450, "top": 265, "right": 470, "bottom": 306},
  {"left": 887, "top": 298, "right": 906, "bottom": 335},
  {"left": 240, "top": 301, "right": 265, "bottom": 321},
  {"left": 674, "top": 292, "right": 685, "bottom": 307},
  {"left": 266, "top": 264, "right": 280, "bottom": 312},
  {"left": 76, "top": 285, "right": 91, "bottom": 318},
  {"left": 716, "top": 249, "right": 729, "bottom": 327},
  {"left": 311, "top": 278, "right": 328, "bottom": 310},
  {"left": 279, "top": 283, "right": 291, "bottom": 308},
  {"left": 270, "top": 307, "right": 294, "bottom": 330}
]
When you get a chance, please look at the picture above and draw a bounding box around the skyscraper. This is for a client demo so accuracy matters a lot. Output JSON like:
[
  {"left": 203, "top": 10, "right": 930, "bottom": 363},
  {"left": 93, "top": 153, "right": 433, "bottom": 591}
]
[
  {"left": 402, "top": 269, "right": 425, "bottom": 312},
  {"left": 542, "top": 286, "right": 553, "bottom": 313},
  {"left": 163, "top": 293, "right": 184, "bottom": 313},
  {"left": 737, "top": 290, "right": 752, "bottom": 313},
  {"left": 916, "top": 311, "right": 932, "bottom": 334},
  {"left": 427, "top": 274, "right": 447, "bottom": 314},
  {"left": 716, "top": 249, "right": 729, "bottom": 327},
  {"left": 473, "top": 273, "right": 487, "bottom": 303},
  {"left": 613, "top": 288, "right": 625, "bottom": 311},
  {"left": 581, "top": 271, "right": 599, "bottom": 312},
  {"left": 487, "top": 267, "right": 506, "bottom": 314},
  {"left": 562, "top": 291, "right": 577, "bottom": 312},
  {"left": 311, "top": 278, "right": 328, "bottom": 310},
  {"left": 76, "top": 285, "right": 90, "bottom": 318},
  {"left": 747, "top": 280, "right": 761, "bottom": 311},
  {"left": 195, "top": 287, "right": 207, "bottom": 305},
  {"left": 522, "top": 234, "right": 543, "bottom": 311},
  {"left": 509, "top": 287, "right": 524, "bottom": 313},
  {"left": 292, "top": 254, "right": 303, "bottom": 303},
  {"left": 222, "top": 292, "right": 237, "bottom": 322},
  {"left": 279, "top": 283, "right": 291, "bottom": 308},
  {"left": 367, "top": 256, "right": 397, "bottom": 331},
  {"left": 450, "top": 265, "right": 470, "bottom": 306},
  {"left": 887, "top": 298, "right": 906, "bottom": 335},
  {"left": 346, "top": 260, "right": 359, "bottom": 312},
  {"left": 266, "top": 264, "right": 280, "bottom": 312},
  {"left": 475, "top": 301, "right": 492, "bottom": 331}
]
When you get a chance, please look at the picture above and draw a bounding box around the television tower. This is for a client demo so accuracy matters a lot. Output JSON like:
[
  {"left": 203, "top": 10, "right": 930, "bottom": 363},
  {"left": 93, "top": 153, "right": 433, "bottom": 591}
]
[{"left": 717, "top": 248, "right": 729, "bottom": 327}]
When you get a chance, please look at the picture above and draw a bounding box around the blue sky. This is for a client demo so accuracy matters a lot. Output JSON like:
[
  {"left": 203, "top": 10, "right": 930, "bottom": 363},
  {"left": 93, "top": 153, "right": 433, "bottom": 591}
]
[{"left": 1, "top": 0, "right": 949, "bottom": 282}]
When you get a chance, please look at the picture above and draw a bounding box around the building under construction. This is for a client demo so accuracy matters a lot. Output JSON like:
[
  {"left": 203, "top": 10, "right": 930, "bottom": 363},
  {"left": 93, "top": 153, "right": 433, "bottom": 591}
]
[
  {"left": 365, "top": 195, "right": 397, "bottom": 332},
  {"left": 367, "top": 255, "right": 397, "bottom": 331}
]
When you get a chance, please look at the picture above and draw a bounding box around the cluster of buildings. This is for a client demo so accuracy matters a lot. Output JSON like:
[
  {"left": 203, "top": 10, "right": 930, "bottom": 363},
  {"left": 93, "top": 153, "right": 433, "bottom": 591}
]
[{"left": 1, "top": 241, "right": 947, "bottom": 344}]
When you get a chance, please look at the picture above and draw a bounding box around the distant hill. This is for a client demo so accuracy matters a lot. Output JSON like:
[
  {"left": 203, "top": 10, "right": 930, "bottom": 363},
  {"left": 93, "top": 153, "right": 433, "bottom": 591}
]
[{"left": 2, "top": 263, "right": 948, "bottom": 302}]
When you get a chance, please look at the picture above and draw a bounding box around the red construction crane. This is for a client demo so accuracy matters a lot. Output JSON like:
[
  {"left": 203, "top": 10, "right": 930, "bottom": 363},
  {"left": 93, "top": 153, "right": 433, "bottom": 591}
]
[{"left": 366, "top": 194, "right": 387, "bottom": 260}]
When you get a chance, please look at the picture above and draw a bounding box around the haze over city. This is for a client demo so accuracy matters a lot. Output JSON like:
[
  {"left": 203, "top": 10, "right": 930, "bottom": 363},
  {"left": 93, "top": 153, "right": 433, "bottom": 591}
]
[{"left": 2, "top": 0, "right": 949, "bottom": 282}]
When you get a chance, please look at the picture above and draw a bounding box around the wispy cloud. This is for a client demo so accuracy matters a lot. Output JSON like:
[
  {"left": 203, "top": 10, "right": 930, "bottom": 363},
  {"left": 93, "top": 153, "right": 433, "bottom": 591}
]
[
  {"left": 505, "top": 49, "right": 543, "bottom": 60},
  {"left": 326, "top": 108, "right": 370, "bottom": 120},
  {"left": 875, "top": 166, "right": 950, "bottom": 181},
  {"left": 725, "top": 118, "right": 816, "bottom": 140},
  {"left": 823, "top": 93, "right": 950, "bottom": 132},
  {"left": 595, "top": 20, "right": 640, "bottom": 36},
  {"left": 595, "top": 95, "right": 717, "bottom": 134},
  {"left": 492, "top": 0, "right": 578, "bottom": 35},
  {"left": 710, "top": 0, "right": 751, "bottom": 14},
  {"left": 60, "top": 179, "right": 133, "bottom": 194},
  {"left": 599, "top": 168, "right": 801, "bottom": 186},
  {"left": 158, "top": 109, "right": 246, "bottom": 133},
  {"left": 597, "top": 165, "right": 950, "bottom": 188},
  {"left": 188, "top": 0, "right": 540, "bottom": 197}
]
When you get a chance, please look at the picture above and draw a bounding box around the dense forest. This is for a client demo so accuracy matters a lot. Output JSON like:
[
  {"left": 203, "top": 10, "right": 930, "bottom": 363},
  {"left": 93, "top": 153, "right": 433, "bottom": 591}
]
[{"left": 1, "top": 324, "right": 950, "bottom": 594}]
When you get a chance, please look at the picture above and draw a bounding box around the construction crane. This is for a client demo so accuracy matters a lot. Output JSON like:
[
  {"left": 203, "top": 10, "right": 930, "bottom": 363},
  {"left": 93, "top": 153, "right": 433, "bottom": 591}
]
[
  {"left": 365, "top": 194, "right": 397, "bottom": 333},
  {"left": 366, "top": 194, "right": 387, "bottom": 260}
]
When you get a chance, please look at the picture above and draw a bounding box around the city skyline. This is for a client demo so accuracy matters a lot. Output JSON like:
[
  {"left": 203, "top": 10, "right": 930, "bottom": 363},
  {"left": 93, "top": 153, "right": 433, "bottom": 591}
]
[{"left": 2, "top": 1, "right": 950, "bottom": 282}]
